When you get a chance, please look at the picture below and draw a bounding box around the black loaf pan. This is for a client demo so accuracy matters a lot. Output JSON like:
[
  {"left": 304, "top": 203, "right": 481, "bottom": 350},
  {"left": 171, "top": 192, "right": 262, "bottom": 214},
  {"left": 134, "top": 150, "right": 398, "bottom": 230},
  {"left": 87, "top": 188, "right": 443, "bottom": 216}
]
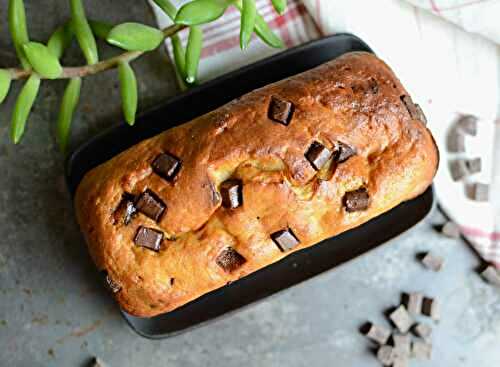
[{"left": 66, "top": 34, "right": 435, "bottom": 339}]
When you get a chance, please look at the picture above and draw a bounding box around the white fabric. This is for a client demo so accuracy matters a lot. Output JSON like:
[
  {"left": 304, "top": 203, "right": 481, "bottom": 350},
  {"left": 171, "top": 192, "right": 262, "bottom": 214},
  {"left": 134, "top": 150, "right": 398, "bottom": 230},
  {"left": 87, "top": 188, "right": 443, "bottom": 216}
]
[{"left": 405, "top": 0, "right": 500, "bottom": 45}]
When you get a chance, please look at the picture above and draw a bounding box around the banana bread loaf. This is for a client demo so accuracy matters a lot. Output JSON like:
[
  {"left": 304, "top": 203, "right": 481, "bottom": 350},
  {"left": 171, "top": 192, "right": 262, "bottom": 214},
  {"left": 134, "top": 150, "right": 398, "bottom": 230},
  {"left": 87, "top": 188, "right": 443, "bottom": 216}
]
[{"left": 75, "top": 52, "right": 438, "bottom": 317}]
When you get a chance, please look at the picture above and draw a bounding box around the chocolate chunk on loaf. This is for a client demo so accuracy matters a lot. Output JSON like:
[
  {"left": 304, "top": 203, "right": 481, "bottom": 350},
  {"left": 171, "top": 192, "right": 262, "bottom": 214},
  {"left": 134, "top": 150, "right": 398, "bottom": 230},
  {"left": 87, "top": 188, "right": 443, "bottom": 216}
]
[{"left": 75, "top": 52, "right": 438, "bottom": 317}]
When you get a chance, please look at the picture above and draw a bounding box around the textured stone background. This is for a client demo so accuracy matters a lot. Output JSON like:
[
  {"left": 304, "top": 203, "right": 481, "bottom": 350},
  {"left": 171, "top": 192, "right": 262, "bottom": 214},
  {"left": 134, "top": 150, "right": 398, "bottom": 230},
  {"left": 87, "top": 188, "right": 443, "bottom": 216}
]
[{"left": 0, "top": 1, "right": 499, "bottom": 366}]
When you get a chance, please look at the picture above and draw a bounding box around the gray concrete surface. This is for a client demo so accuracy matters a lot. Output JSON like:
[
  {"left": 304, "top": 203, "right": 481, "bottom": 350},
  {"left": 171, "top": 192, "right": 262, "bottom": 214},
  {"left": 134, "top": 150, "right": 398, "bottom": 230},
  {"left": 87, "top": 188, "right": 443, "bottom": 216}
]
[{"left": 1, "top": 1, "right": 500, "bottom": 366}]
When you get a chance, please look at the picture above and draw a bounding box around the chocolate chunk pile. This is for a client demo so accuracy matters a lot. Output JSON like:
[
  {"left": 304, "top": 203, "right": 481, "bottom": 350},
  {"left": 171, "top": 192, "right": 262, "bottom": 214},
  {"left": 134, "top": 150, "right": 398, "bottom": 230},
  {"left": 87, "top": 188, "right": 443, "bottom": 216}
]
[
  {"left": 446, "top": 114, "right": 489, "bottom": 202},
  {"left": 362, "top": 292, "right": 440, "bottom": 366}
]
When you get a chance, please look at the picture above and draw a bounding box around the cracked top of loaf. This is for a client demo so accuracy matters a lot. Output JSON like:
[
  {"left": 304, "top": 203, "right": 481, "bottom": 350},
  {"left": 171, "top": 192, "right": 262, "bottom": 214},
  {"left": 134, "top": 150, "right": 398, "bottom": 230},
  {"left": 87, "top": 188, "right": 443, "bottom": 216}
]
[{"left": 75, "top": 52, "right": 438, "bottom": 317}]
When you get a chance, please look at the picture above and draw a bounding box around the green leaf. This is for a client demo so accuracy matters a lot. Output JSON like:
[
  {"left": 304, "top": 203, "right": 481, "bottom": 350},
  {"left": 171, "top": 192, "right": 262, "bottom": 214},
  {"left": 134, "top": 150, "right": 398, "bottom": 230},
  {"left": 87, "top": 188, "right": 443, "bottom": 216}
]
[
  {"left": 271, "top": 0, "right": 287, "bottom": 14},
  {"left": 185, "top": 26, "right": 203, "bottom": 84},
  {"left": 0, "top": 70, "right": 12, "bottom": 104},
  {"left": 23, "top": 42, "right": 63, "bottom": 79},
  {"left": 240, "top": 0, "right": 257, "bottom": 50},
  {"left": 151, "top": 0, "right": 177, "bottom": 20},
  {"left": 70, "top": 0, "right": 99, "bottom": 65},
  {"left": 171, "top": 34, "right": 188, "bottom": 90},
  {"left": 47, "top": 22, "right": 73, "bottom": 59},
  {"left": 175, "top": 0, "right": 230, "bottom": 26},
  {"left": 235, "top": 1, "right": 284, "bottom": 48},
  {"left": 57, "top": 77, "right": 81, "bottom": 153},
  {"left": 171, "top": 34, "right": 186, "bottom": 79},
  {"left": 253, "top": 9, "right": 285, "bottom": 48},
  {"left": 89, "top": 20, "right": 113, "bottom": 40},
  {"left": 118, "top": 62, "right": 138, "bottom": 125},
  {"left": 8, "top": 0, "right": 30, "bottom": 69},
  {"left": 10, "top": 74, "right": 41, "bottom": 144},
  {"left": 107, "top": 23, "right": 164, "bottom": 52}
]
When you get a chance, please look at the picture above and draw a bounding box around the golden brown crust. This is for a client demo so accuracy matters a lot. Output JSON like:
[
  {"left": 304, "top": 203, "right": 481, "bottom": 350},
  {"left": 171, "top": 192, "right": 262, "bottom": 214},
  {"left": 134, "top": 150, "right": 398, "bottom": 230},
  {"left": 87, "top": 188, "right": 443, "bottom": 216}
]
[{"left": 75, "top": 52, "right": 438, "bottom": 317}]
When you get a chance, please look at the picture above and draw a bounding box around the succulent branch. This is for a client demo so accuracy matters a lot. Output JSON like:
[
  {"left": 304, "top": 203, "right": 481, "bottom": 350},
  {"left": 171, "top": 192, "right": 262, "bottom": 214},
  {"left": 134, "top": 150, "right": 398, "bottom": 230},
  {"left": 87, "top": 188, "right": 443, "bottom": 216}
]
[{"left": 0, "top": 0, "right": 288, "bottom": 151}]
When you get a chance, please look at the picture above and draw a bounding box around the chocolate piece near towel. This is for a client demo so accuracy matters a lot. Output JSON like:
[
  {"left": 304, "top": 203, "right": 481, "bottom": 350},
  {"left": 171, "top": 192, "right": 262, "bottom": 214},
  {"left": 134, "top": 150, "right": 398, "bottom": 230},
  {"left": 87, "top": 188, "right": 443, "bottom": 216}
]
[
  {"left": 480, "top": 266, "right": 500, "bottom": 287},
  {"left": 466, "top": 183, "right": 489, "bottom": 202},
  {"left": 457, "top": 114, "right": 478, "bottom": 136},
  {"left": 441, "top": 221, "right": 460, "bottom": 239},
  {"left": 449, "top": 160, "right": 468, "bottom": 181},
  {"left": 421, "top": 252, "right": 444, "bottom": 272},
  {"left": 447, "top": 131, "right": 465, "bottom": 153},
  {"left": 465, "top": 158, "right": 481, "bottom": 174}
]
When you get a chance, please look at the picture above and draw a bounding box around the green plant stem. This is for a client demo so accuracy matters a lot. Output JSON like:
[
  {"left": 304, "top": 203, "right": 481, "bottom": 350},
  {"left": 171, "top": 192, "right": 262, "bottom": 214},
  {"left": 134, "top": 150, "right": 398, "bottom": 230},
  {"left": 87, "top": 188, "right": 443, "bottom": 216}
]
[{"left": 6, "top": 23, "right": 186, "bottom": 81}]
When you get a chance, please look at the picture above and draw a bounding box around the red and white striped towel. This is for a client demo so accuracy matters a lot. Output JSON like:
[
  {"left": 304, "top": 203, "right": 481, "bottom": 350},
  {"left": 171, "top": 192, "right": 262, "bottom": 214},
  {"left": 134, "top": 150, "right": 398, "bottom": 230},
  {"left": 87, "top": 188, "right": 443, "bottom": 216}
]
[
  {"left": 151, "top": 0, "right": 320, "bottom": 82},
  {"left": 150, "top": 0, "right": 500, "bottom": 268}
]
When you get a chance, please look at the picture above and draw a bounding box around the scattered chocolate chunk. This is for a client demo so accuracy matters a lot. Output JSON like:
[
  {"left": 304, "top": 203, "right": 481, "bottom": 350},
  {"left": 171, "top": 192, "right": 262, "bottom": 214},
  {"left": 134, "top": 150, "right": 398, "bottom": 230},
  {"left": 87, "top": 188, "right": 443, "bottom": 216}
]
[
  {"left": 466, "top": 183, "right": 489, "bottom": 202},
  {"left": 392, "top": 354, "right": 409, "bottom": 367},
  {"left": 465, "top": 158, "right": 481, "bottom": 174},
  {"left": 449, "top": 159, "right": 468, "bottom": 181},
  {"left": 271, "top": 228, "right": 300, "bottom": 252},
  {"left": 400, "top": 95, "right": 427, "bottom": 123},
  {"left": 135, "top": 190, "right": 166, "bottom": 222},
  {"left": 268, "top": 96, "right": 294, "bottom": 125},
  {"left": 134, "top": 226, "right": 163, "bottom": 252},
  {"left": 391, "top": 333, "right": 411, "bottom": 356},
  {"left": 113, "top": 193, "right": 137, "bottom": 225},
  {"left": 216, "top": 247, "right": 246, "bottom": 273},
  {"left": 457, "top": 114, "right": 478, "bottom": 136},
  {"left": 413, "top": 323, "right": 432, "bottom": 340},
  {"left": 421, "top": 252, "right": 444, "bottom": 272},
  {"left": 447, "top": 131, "right": 465, "bottom": 153},
  {"left": 89, "top": 357, "right": 108, "bottom": 367},
  {"left": 389, "top": 305, "right": 414, "bottom": 333},
  {"left": 480, "top": 266, "right": 500, "bottom": 287},
  {"left": 343, "top": 188, "right": 370, "bottom": 212},
  {"left": 102, "top": 271, "right": 121, "bottom": 294},
  {"left": 441, "top": 221, "right": 461, "bottom": 239},
  {"left": 403, "top": 292, "right": 423, "bottom": 316},
  {"left": 336, "top": 141, "right": 356, "bottom": 163},
  {"left": 305, "top": 141, "right": 333, "bottom": 170},
  {"left": 377, "top": 345, "right": 395, "bottom": 366},
  {"left": 220, "top": 179, "right": 243, "bottom": 209},
  {"left": 422, "top": 297, "right": 440, "bottom": 321},
  {"left": 412, "top": 340, "right": 432, "bottom": 360},
  {"left": 152, "top": 153, "right": 181, "bottom": 181},
  {"left": 364, "top": 323, "right": 391, "bottom": 345}
]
